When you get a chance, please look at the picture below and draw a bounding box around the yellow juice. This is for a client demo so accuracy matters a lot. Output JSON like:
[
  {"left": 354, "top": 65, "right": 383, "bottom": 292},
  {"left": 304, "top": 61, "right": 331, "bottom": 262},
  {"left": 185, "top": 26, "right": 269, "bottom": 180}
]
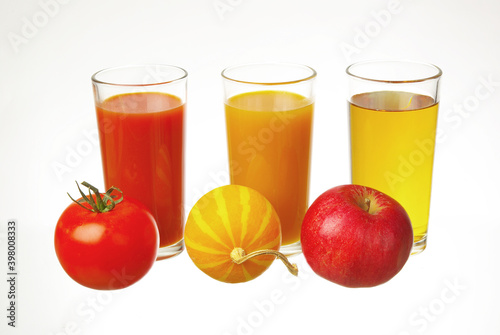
[
  {"left": 350, "top": 91, "right": 438, "bottom": 244},
  {"left": 225, "top": 90, "right": 313, "bottom": 246}
]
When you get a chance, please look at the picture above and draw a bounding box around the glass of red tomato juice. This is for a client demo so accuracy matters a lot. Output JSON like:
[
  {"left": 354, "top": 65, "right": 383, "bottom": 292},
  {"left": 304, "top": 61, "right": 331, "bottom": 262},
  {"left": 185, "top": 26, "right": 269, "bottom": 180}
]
[{"left": 92, "top": 64, "right": 187, "bottom": 260}]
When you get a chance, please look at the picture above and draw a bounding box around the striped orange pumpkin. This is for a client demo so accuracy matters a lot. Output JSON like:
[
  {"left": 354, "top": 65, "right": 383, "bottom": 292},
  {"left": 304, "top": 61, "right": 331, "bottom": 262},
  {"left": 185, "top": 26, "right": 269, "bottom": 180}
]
[{"left": 184, "top": 185, "right": 297, "bottom": 283}]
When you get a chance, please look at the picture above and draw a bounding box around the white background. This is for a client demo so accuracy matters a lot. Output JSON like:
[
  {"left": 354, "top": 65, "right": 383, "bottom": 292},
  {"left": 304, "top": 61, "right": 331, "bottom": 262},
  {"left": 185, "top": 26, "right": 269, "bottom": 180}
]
[{"left": 1, "top": 0, "right": 500, "bottom": 334}]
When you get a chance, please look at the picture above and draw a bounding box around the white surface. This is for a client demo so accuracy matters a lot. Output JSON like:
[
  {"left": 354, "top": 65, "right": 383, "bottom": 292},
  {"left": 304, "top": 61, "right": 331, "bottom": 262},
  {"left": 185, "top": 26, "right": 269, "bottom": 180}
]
[{"left": 1, "top": 0, "right": 499, "bottom": 334}]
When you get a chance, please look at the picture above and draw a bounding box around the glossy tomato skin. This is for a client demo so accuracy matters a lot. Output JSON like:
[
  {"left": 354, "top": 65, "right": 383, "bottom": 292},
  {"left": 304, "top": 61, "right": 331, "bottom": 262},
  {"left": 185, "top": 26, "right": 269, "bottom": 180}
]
[{"left": 54, "top": 195, "right": 159, "bottom": 290}]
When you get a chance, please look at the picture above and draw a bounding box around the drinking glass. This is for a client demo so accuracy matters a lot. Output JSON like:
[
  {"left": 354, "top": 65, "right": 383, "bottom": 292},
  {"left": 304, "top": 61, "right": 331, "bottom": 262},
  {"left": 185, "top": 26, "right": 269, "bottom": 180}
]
[
  {"left": 92, "top": 64, "right": 187, "bottom": 260},
  {"left": 222, "top": 63, "right": 316, "bottom": 256},
  {"left": 347, "top": 60, "right": 442, "bottom": 254}
]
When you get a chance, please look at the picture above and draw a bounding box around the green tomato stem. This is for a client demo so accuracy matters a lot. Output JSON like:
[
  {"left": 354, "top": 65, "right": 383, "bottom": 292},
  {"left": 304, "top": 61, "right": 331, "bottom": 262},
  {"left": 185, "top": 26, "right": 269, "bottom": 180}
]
[{"left": 68, "top": 181, "right": 123, "bottom": 213}]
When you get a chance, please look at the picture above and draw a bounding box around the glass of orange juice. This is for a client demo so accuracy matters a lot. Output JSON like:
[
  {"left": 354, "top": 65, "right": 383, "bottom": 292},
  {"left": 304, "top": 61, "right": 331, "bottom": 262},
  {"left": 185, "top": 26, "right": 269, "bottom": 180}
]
[
  {"left": 347, "top": 60, "right": 442, "bottom": 254},
  {"left": 222, "top": 63, "right": 316, "bottom": 256},
  {"left": 92, "top": 64, "right": 187, "bottom": 260}
]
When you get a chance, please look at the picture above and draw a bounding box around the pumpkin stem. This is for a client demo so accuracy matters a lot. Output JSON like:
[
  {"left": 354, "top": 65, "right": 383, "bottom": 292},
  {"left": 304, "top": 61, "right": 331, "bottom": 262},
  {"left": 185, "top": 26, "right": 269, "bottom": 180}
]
[{"left": 230, "top": 247, "right": 298, "bottom": 276}]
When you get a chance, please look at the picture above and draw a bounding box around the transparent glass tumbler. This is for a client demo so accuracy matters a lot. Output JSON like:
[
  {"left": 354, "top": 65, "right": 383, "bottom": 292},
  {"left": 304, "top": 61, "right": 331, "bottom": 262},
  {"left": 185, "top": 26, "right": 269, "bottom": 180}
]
[
  {"left": 347, "top": 60, "right": 442, "bottom": 254},
  {"left": 92, "top": 64, "right": 187, "bottom": 260},
  {"left": 222, "top": 63, "right": 316, "bottom": 256}
]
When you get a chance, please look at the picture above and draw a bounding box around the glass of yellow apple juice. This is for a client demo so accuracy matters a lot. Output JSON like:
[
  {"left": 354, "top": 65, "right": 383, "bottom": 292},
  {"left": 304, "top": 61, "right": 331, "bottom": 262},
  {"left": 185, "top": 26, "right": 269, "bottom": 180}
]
[
  {"left": 347, "top": 60, "right": 442, "bottom": 254},
  {"left": 222, "top": 63, "right": 316, "bottom": 256}
]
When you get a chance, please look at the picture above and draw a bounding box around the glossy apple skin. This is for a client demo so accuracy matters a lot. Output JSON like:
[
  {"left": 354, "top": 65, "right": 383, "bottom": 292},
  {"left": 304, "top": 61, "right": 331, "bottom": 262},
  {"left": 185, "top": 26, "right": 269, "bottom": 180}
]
[{"left": 301, "top": 184, "right": 413, "bottom": 288}]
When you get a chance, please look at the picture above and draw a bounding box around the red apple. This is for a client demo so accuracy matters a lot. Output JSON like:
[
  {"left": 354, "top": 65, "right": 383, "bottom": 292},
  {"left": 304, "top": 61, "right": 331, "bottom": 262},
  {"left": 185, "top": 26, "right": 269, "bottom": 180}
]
[{"left": 301, "top": 184, "right": 413, "bottom": 288}]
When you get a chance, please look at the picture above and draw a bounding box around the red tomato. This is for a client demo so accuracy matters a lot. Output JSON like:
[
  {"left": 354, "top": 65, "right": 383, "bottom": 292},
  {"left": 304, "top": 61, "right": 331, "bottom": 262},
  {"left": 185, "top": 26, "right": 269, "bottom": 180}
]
[{"left": 54, "top": 185, "right": 159, "bottom": 290}]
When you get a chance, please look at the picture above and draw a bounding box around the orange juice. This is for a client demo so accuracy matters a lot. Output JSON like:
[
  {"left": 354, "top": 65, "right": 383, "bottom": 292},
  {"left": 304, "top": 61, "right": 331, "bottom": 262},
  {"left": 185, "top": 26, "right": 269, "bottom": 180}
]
[
  {"left": 225, "top": 90, "right": 313, "bottom": 246},
  {"left": 350, "top": 91, "right": 438, "bottom": 243}
]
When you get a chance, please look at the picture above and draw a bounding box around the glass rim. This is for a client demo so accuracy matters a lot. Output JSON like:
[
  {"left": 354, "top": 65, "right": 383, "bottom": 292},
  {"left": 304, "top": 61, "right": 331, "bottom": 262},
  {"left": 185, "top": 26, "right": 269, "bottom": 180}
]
[
  {"left": 91, "top": 64, "right": 188, "bottom": 87},
  {"left": 346, "top": 60, "right": 442, "bottom": 84},
  {"left": 221, "top": 62, "right": 317, "bottom": 86}
]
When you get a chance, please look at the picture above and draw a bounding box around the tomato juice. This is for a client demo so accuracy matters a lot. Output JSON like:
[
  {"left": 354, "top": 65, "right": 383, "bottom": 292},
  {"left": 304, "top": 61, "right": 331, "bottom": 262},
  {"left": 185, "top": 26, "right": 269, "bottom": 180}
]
[{"left": 96, "top": 92, "right": 184, "bottom": 248}]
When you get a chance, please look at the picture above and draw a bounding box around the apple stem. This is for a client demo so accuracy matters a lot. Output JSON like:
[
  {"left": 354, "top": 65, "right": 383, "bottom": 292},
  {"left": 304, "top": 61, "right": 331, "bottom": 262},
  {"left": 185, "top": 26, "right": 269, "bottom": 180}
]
[
  {"left": 365, "top": 198, "right": 371, "bottom": 213},
  {"left": 230, "top": 247, "right": 298, "bottom": 276}
]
